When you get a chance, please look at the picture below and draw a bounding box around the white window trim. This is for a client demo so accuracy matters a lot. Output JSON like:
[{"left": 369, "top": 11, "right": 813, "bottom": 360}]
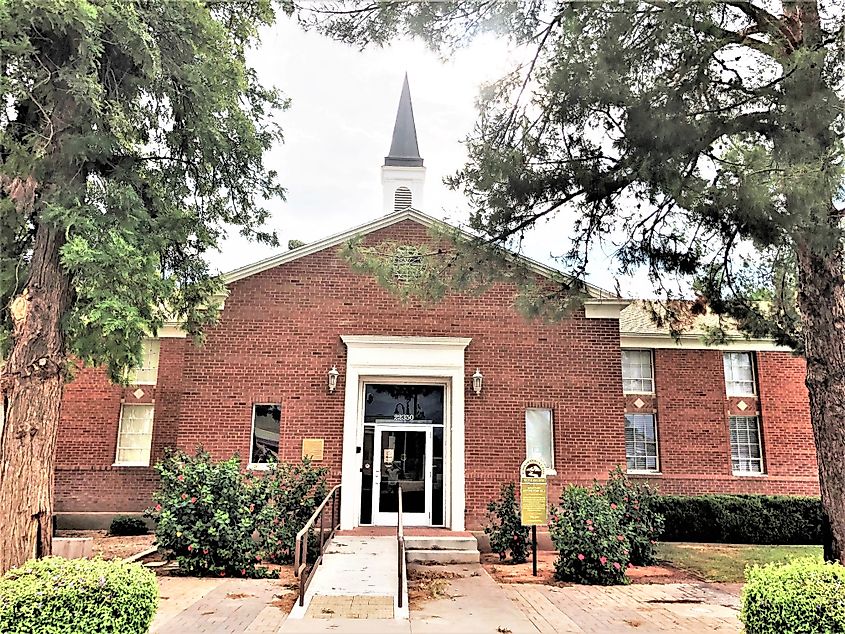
[
  {"left": 127, "top": 338, "right": 161, "bottom": 386},
  {"left": 624, "top": 412, "right": 660, "bottom": 474},
  {"left": 622, "top": 349, "right": 655, "bottom": 395},
  {"left": 525, "top": 407, "right": 556, "bottom": 475},
  {"left": 248, "top": 403, "right": 281, "bottom": 469},
  {"left": 113, "top": 403, "right": 154, "bottom": 467},
  {"left": 729, "top": 415, "right": 765, "bottom": 476},
  {"left": 724, "top": 352, "right": 757, "bottom": 397}
]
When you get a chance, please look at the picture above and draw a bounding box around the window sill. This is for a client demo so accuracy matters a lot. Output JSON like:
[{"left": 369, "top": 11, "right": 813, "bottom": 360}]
[
  {"left": 623, "top": 391, "right": 655, "bottom": 396},
  {"left": 732, "top": 471, "right": 766, "bottom": 477},
  {"left": 726, "top": 394, "right": 756, "bottom": 398},
  {"left": 247, "top": 463, "right": 272, "bottom": 471},
  {"left": 112, "top": 462, "right": 150, "bottom": 468},
  {"left": 627, "top": 470, "right": 661, "bottom": 476}
]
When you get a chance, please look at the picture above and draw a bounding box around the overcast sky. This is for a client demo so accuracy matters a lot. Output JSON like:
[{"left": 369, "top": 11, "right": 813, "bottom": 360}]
[{"left": 211, "top": 16, "right": 652, "bottom": 296}]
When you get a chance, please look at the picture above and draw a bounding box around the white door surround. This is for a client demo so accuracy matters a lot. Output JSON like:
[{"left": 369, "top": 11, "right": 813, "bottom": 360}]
[{"left": 339, "top": 335, "right": 470, "bottom": 531}]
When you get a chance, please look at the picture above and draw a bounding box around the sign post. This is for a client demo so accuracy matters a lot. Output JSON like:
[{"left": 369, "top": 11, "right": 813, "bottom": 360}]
[{"left": 519, "top": 458, "right": 548, "bottom": 577}]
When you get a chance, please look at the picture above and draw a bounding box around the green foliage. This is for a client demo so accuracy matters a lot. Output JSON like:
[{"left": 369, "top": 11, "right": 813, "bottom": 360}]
[
  {"left": 253, "top": 458, "right": 328, "bottom": 564},
  {"left": 148, "top": 448, "right": 329, "bottom": 576},
  {"left": 596, "top": 467, "right": 664, "bottom": 565},
  {"left": 0, "top": 0, "right": 290, "bottom": 377},
  {"left": 305, "top": 2, "right": 845, "bottom": 349},
  {"left": 484, "top": 482, "right": 530, "bottom": 564},
  {"left": 149, "top": 448, "right": 264, "bottom": 577},
  {"left": 655, "top": 494, "right": 823, "bottom": 545},
  {"left": 0, "top": 556, "right": 157, "bottom": 634},
  {"left": 740, "top": 557, "right": 845, "bottom": 633},
  {"left": 549, "top": 485, "right": 630, "bottom": 585},
  {"left": 108, "top": 515, "right": 148, "bottom": 536}
]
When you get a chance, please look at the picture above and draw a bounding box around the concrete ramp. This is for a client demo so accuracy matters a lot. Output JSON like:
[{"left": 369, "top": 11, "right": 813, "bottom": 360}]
[{"left": 287, "top": 536, "right": 408, "bottom": 621}]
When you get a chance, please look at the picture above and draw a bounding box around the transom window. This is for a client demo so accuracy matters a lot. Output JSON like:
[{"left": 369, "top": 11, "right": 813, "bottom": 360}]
[
  {"left": 625, "top": 413, "right": 659, "bottom": 472},
  {"left": 724, "top": 352, "right": 756, "bottom": 396},
  {"left": 730, "top": 416, "right": 764, "bottom": 474},
  {"left": 250, "top": 404, "right": 281, "bottom": 466},
  {"left": 128, "top": 339, "right": 160, "bottom": 385},
  {"left": 622, "top": 349, "right": 654, "bottom": 393},
  {"left": 114, "top": 404, "right": 154, "bottom": 466},
  {"left": 525, "top": 408, "right": 554, "bottom": 471}
]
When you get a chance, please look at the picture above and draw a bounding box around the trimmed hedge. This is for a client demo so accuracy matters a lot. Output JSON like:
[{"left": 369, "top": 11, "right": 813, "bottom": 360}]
[
  {"left": 109, "top": 515, "right": 148, "bottom": 536},
  {"left": 0, "top": 556, "right": 158, "bottom": 633},
  {"left": 655, "top": 494, "right": 822, "bottom": 544},
  {"left": 741, "top": 557, "right": 845, "bottom": 633}
]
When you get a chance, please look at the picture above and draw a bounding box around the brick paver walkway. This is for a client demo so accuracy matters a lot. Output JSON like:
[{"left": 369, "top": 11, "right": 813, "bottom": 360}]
[
  {"left": 504, "top": 582, "right": 741, "bottom": 633},
  {"left": 151, "top": 577, "right": 292, "bottom": 634}
]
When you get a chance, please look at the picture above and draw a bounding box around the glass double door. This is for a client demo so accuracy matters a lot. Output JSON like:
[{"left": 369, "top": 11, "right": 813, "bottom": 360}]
[{"left": 372, "top": 426, "right": 432, "bottom": 526}]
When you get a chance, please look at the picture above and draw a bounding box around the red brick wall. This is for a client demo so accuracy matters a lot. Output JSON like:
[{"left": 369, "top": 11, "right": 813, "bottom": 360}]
[{"left": 54, "top": 218, "right": 820, "bottom": 526}]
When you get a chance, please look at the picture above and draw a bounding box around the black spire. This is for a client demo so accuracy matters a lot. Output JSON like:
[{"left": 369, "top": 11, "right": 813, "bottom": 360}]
[{"left": 384, "top": 74, "right": 423, "bottom": 167}]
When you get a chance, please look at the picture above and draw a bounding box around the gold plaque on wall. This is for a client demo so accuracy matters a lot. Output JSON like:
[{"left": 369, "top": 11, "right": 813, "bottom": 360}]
[{"left": 302, "top": 438, "right": 325, "bottom": 461}]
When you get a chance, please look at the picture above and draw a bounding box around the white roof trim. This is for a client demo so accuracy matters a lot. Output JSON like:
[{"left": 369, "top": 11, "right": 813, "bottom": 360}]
[
  {"left": 620, "top": 332, "right": 791, "bottom": 351},
  {"left": 222, "top": 208, "right": 615, "bottom": 299}
]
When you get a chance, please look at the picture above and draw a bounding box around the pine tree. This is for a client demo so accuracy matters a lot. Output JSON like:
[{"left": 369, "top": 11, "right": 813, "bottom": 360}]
[{"left": 306, "top": 1, "right": 845, "bottom": 562}]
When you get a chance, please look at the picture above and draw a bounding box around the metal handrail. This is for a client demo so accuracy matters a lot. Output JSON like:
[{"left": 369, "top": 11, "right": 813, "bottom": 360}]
[
  {"left": 397, "top": 485, "right": 405, "bottom": 609},
  {"left": 294, "top": 484, "right": 341, "bottom": 607}
]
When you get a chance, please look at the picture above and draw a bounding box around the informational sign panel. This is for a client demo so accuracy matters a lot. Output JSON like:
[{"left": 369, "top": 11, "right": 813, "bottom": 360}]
[
  {"left": 302, "top": 438, "right": 325, "bottom": 461},
  {"left": 519, "top": 458, "right": 548, "bottom": 526}
]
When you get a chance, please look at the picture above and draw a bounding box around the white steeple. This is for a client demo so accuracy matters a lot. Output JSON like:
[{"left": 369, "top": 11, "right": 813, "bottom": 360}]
[{"left": 382, "top": 74, "right": 425, "bottom": 213}]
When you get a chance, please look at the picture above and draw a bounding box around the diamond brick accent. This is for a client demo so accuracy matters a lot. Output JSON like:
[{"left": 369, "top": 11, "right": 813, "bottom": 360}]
[
  {"left": 737, "top": 400, "right": 748, "bottom": 411},
  {"left": 633, "top": 398, "right": 645, "bottom": 409},
  {"left": 133, "top": 388, "right": 145, "bottom": 399}
]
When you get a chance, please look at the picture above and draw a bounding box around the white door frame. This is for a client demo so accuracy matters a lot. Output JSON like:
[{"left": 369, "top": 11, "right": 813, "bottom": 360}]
[
  {"left": 339, "top": 335, "right": 470, "bottom": 531},
  {"left": 372, "top": 424, "right": 432, "bottom": 526}
]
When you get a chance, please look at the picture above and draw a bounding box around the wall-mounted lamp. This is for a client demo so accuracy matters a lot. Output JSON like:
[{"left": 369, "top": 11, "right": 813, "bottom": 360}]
[
  {"left": 472, "top": 368, "right": 484, "bottom": 395},
  {"left": 328, "top": 366, "right": 340, "bottom": 393}
]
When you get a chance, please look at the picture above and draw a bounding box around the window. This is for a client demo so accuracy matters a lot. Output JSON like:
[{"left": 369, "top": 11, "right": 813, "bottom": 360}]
[
  {"left": 625, "top": 414, "right": 659, "bottom": 472},
  {"left": 115, "top": 404, "right": 154, "bottom": 466},
  {"left": 392, "top": 245, "right": 424, "bottom": 283},
  {"left": 251, "top": 404, "right": 281, "bottom": 465},
  {"left": 724, "top": 352, "right": 755, "bottom": 396},
  {"left": 128, "top": 339, "right": 160, "bottom": 385},
  {"left": 730, "top": 416, "right": 764, "bottom": 474},
  {"left": 525, "top": 408, "right": 554, "bottom": 470},
  {"left": 622, "top": 349, "right": 654, "bottom": 393}
]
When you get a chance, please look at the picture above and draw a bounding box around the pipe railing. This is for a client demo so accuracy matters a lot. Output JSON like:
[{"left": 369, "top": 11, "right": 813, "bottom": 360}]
[
  {"left": 397, "top": 485, "right": 405, "bottom": 609},
  {"left": 294, "top": 484, "right": 341, "bottom": 607}
]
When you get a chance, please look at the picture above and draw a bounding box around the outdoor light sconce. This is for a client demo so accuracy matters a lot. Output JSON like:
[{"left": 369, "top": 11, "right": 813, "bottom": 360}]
[
  {"left": 472, "top": 368, "right": 484, "bottom": 395},
  {"left": 327, "top": 366, "right": 340, "bottom": 393}
]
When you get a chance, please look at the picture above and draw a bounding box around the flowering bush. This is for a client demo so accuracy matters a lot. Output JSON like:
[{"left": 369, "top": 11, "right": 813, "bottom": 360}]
[
  {"left": 149, "top": 448, "right": 264, "bottom": 577},
  {"left": 549, "top": 485, "right": 630, "bottom": 585},
  {"left": 597, "top": 467, "right": 664, "bottom": 565},
  {"left": 485, "top": 482, "right": 531, "bottom": 563},
  {"left": 253, "top": 458, "right": 328, "bottom": 564}
]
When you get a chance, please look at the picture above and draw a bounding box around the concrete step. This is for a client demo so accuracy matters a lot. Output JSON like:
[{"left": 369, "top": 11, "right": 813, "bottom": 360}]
[
  {"left": 404, "top": 535, "right": 478, "bottom": 551},
  {"left": 406, "top": 548, "right": 480, "bottom": 564}
]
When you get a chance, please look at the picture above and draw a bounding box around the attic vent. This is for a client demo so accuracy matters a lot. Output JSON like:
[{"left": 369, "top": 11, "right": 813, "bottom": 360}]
[
  {"left": 392, "top": 245, "right": 424, "bottom": 283},
  {"left": 394, "top": 187, "right": 412, "bottom": 212}
]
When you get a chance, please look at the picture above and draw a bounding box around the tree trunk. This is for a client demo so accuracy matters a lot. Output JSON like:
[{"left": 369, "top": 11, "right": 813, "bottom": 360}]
[
  {"left": 796, "top": 242, "right": 845, "bottom": 564},
  {"left": 0, "top": 222, "right": 71, "bottom": 574}
]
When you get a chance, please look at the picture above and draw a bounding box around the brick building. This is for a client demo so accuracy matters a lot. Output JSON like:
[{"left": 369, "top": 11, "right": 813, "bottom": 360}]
[{"left": 54, "top": 79, "right": 819, "bottom": 531}]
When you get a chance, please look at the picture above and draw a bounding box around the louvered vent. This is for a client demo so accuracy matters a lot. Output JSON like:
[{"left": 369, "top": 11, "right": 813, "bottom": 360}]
[{"left": 393, "top": 187, "right": 412, "bottom": 211}]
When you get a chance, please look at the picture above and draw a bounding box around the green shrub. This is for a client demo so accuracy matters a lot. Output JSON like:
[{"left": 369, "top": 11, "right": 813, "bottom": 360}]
[
  {"left": 0, "top": 556, "right": 158, "bottom": 634},
  {"left": 549, "top": 485, "right": 630, "bottom": 585},
  {"left": 596, "top": 467, "right": 664, "bottom": 565},
  {"left": 740, "top": 557, "right": 845, "bottom": 633},
  {"left": 253, "top": 458, "right": 328, "bottom": 564},
  {"left": 655, "top": 494, "right": 822, "bottom": 544},
  {"left": 109, "top": 515, "right": 148, "bottom": 536},
  {"left": 484, "top": 482, "right": 531, "bottom": 564},
  {"left": 149, "top": 448, "right": 263, "bottom": 577}
]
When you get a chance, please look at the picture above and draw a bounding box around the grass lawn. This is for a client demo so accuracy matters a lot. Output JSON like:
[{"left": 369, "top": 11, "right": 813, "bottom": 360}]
[{"left": 655, "top": 542, "right": 823, "bottom": 583}]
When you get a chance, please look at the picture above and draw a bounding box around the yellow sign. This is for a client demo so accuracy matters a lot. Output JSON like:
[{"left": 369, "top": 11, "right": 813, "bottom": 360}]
[
  {"left": 519, "top": 458, "right": 548, "bottom": 526},
  {"left": 302, "top": 438, "right": 325, "bottom": 461}
]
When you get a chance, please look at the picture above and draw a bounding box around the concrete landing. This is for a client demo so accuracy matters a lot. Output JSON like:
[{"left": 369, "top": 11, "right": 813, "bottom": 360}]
[{"left": 287, "top": 536, "right": 408, "bottom": 621}]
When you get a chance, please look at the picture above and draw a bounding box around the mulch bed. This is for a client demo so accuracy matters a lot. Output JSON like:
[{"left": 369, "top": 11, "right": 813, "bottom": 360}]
[
  {"left": 481, "top": 551, "right": 697, "bottom": 586},
  {"left": 56, "top": 530, "right": 156, "bottom": 560}
]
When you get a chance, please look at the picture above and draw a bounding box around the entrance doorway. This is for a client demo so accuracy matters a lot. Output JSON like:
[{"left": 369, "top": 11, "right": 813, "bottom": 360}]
[{"left": 359, "top": 384, "right": 445, "bottom": 526}]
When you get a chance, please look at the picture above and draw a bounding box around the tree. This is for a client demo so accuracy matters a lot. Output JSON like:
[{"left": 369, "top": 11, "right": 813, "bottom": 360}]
[
  {"left": 303, "top": 1, "right": 845, "bottom": 562},
  {"left": 0, "top": 0, "right": 288, "bottom": 573}
]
